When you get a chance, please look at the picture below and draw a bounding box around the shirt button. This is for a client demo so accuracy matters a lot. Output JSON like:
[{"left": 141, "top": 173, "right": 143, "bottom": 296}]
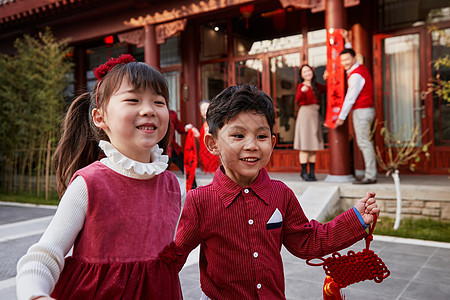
[
  {"left": 244, "top": 188, "right": 249, "bottom": 194},
  {"left": 248, "top": 219, "right": 254, "bottom": 225},
  {"left": 257, "top": 283, "right": 262, "bottom": 289},
  {"left": 253, "top": 252, "right": 258, "bottom": 258}
]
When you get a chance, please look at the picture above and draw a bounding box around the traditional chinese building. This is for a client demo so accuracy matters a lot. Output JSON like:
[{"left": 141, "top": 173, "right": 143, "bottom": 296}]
[{"left": 0, "top": 0, "right": 448, "bottom": 175}]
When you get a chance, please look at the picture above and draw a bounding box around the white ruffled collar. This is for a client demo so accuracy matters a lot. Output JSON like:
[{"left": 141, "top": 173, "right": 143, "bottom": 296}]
[{"left": 99, "top": 140, "right": 168, "bottom": 179}]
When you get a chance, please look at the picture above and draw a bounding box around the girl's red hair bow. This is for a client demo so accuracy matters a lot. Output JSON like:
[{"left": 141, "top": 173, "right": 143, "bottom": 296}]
[{"left": 93, "top": 54, "right": 136, "bottom": 81}]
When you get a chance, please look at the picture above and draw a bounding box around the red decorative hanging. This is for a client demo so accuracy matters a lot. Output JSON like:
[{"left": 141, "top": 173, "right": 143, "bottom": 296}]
[
  {"left": 239, "top": 4, "right": 254, "bottom": 29},
  {"left": 306, "top": 215, "right": 390, "bottom": 299},
  {"left": 324, "top": 28, "right": 346, "bottom": 129},
  {"left": 184, "top": 129, "right": 197, "bottom": 192}
]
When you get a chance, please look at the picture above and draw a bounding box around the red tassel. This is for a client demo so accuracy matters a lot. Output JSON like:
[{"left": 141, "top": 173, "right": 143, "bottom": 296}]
[{"left": 323, "top": 276, "right": 345, "bottom": 300}]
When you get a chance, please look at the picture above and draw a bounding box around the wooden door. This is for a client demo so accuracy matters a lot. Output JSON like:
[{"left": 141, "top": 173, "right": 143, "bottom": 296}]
[{"left": 373, "top": 28, "right": 450, "bottom": 174}]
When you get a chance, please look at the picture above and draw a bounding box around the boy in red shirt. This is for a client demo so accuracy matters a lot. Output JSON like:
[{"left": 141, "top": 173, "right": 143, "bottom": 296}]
[{"left": 175, "top": 84, "right": 379, "bottom": 299}]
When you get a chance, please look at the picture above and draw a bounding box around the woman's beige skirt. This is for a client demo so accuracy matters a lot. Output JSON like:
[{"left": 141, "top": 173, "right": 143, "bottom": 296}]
[{"left": 293, "top": 104, "right": 324, "bottom": 151}]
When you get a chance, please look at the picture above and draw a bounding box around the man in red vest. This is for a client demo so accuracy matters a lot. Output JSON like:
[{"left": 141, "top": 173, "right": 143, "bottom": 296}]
[{"left": 335, "top": 30, "right": 377, "bottom": 184}]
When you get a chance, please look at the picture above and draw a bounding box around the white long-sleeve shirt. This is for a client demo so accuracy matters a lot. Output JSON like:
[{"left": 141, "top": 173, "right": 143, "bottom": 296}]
[
  {"left": 338, "top": 62, "right": 366, "bottom": 121},
  {"left": 16, "top": 141, "right": 186, "bottom": 300}
]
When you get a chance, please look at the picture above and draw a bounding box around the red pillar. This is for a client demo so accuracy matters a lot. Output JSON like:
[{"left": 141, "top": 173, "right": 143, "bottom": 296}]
[
  {"left": 325, "top": 0, "right": 353, "bottom": 181},
  {"left": 350, "top": 1, "right": 374, "bottom": 178},
  {"left": 144, "top": 24, "right": 160, "bottom": 69},
  {"left": 181, "top": 23, "right": 200, "bottom": 128}
]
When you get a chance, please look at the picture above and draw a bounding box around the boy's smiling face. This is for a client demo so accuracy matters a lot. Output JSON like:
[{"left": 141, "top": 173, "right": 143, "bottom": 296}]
[{"left": 205, "top": 111, "right": 275, "bottom": 187}]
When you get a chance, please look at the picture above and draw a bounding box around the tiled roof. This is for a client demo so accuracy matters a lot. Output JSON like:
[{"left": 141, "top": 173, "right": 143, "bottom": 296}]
[{"left": 0, "top": 0, "right": 87, "bottom": 27}]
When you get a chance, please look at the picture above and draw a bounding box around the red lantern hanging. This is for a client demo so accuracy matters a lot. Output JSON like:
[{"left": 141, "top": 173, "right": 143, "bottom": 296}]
[
  {"left": 239, "top": 4, "right": 254, "bottom": 29},
  {"left": 104, "top": 35, "right": 114, "bottom": 47}
]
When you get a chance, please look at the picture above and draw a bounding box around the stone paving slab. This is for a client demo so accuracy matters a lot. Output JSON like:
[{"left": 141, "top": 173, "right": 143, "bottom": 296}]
[
  {"left": 0, "top": 216, "right": 53, "bottom": 242},
  {"left": 1, "top": 172, "right": 450, "bottom": 300},
  {"left": 0, "top": 203, "right": 55, "bottom": 226},
  {"left": 0, "top": 235, "right": 41, "bottom": 281}
]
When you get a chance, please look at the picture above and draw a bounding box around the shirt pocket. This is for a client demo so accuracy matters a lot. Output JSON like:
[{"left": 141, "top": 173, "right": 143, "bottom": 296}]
[
  {"left": 266, "top": 222, "right": 283, "bottom": 248},
  {"left": 266, "top": 221, "right": 283, "bottom": 230}
]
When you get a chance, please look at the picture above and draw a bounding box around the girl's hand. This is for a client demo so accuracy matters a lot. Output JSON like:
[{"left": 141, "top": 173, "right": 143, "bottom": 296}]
[
  {"left": 33, "top": 297, "right": 56, "bottom": 300},
  {"left": 185, "top": 124, "right": 200, "bottom": 138},
  {"left": 301, "top": 85, "right": 309, "bottom": 93},
  {"left": 354, "top": 192, "right": 379, "bottom": 225},
  {"left": 184, "top": 124, "right": 193, "bottom": 132},
  {"left": 191, "top": 127, "right": 200, "bottom": 138}
]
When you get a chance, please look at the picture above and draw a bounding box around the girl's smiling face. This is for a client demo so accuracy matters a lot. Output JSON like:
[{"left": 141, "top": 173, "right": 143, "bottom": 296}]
[
  {"left": 93, "top": 77, "right": 169, "bottom": 163},
  {"left": 206, "top": 111, "right": 275, "bottom": 187}
]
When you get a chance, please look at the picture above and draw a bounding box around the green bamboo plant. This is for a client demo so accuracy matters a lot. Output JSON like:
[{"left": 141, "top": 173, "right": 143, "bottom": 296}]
[{"left": 0, "top": 27, "right": 73, "bottom": 200}]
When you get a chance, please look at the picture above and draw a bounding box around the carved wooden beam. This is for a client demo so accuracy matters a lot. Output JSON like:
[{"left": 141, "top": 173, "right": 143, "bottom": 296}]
[
  {"left": 156, "top": 18, "right": 186, "bottom": 44},
  {"left": 125, "top": 0, "right": 254, "bottom": 27},
  {"left": 278, "top": 0, "right": 359, "bottom": 13},
  {"left": 118, "top": 28, "right": 145, "bottom": 47},
  {"left": 118, "top": 18, "right": 187, "bottom": 46}
]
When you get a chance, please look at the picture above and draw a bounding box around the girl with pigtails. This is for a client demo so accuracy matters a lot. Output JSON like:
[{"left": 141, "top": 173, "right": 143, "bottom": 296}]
[{"left": 16, "top": 55, "right": 184, "bottom": 300}]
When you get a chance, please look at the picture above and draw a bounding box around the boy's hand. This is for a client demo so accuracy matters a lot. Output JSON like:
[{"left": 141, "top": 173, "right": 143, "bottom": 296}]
[{"left": 354, "top": 192, "right": 379, "bottom": 225}]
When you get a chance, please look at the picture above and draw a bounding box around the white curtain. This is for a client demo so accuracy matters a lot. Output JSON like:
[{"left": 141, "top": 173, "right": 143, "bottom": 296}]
[{"left": 383, "top": 34, "right": 421, "bottom": 144}]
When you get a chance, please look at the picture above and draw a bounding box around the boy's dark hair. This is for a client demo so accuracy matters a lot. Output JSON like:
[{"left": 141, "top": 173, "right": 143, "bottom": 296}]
[
  {"left": 53, "top": 61, "right": 171, "bottom": 196},
  {"left": 340, "top": 48, "right": 356, "bottom": 57},
  {"left": 206, "top": 84, "right": 275, "bottom": 136}
]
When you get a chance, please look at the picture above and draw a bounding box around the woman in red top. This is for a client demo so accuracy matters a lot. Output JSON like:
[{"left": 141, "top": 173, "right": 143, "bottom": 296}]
[{"left": 294, "top": 64, "right": 326, "bottom": 181}]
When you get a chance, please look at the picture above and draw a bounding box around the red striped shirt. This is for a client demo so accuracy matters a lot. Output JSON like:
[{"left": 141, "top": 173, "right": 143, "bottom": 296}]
[{"left": 175, "top": 167, "right": 367, "bottom": 299}]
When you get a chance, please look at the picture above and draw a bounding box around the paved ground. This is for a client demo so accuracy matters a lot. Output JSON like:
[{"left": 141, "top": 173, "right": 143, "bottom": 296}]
[{"left": 1, "top": 172, "right": 450, "bottom": 299}]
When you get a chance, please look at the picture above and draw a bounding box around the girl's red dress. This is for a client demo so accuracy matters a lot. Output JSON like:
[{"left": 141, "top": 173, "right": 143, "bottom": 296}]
[{"left": 51, "top": 162, "right": 182, "bottom": 299}]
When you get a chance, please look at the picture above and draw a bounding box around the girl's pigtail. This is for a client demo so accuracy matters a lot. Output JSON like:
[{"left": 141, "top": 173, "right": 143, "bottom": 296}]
[{"left": 53, "top": 92, "right": 100, "bottom": 196}]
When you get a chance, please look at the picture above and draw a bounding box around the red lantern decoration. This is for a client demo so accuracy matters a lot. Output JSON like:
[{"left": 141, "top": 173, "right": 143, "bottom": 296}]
[
  {"left": 104, "top": 35, "right": 114, "bottom": 47},
  {"left": 239, "top": 4, "right": 254, "bottom": 29}
]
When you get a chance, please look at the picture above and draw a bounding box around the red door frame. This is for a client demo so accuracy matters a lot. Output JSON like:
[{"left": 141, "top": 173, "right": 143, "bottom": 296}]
[{"left": 373, "top": 26, "right": 449, "bottom": 175}]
